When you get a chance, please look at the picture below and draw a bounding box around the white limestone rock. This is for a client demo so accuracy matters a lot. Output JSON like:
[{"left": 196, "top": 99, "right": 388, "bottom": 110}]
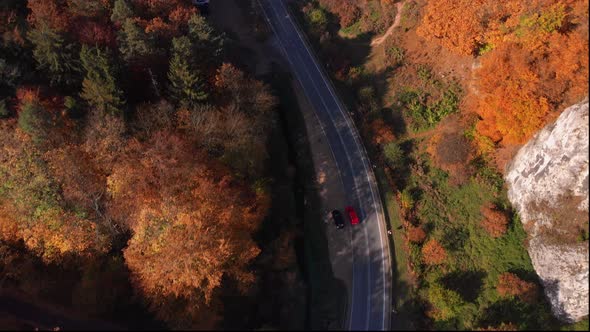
[{"left": 505, "top": 99, "right": 589, "bottom": 323}]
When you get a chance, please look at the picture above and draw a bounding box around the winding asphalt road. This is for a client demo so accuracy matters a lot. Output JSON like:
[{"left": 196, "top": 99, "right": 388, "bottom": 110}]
[{"left": 257, "top": 0, "right": 392, "bottom": 330}]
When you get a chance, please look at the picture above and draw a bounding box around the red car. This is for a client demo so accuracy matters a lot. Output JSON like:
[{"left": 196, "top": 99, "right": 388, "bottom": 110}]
[{"left": 345, "top": 206, "right": 359, "bottom": 225}]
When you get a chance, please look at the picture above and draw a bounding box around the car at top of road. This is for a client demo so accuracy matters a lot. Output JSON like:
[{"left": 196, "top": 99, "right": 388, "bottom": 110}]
[
  {"left": 345, "top": 206, "right": 359, "bottom": 225},
  {"left": 332, "top": 209, "right": 345, "bottom": 229},
  {"left": 192, "top": 0, "right": 209, "bottom": 15}
]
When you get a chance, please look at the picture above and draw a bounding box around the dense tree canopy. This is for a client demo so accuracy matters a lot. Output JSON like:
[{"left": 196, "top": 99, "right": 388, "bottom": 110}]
[
  {"left": 418, "top": 0, "right": 589, "bottom": 147},
  {"left": 112, "top": 132, "right": 267, "bottom": 304},
  {"left": 0, "top": 0, "right": 277, "bottom": 328}
]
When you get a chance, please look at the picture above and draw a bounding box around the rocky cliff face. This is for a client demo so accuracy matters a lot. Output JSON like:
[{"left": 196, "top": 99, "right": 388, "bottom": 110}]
[{"left": 505, "top": 99, "right": 589, "bottom": 323}]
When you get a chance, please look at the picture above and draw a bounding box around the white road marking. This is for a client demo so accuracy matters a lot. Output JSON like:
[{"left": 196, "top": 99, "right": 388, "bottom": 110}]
[
  {"left": 255, "top": 7, "right": 359, "bottom": 327},
  {"left": 275, "top": 1, "right": 390, "bottom": 330},
  {"left": 256, "top": 1, "right": 360, "bottom": 328},
  {"left": 258, "top": 0, "right": 391, "bottom": 330},
  {"left": 266, "top": 3, "right": 370, "bottom": 329}
]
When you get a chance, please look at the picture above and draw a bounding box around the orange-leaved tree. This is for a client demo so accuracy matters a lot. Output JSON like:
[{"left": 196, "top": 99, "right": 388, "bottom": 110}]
[
  {"left": 407, "top": 226, "right": 427, "bottom": 244},
  {"left": 496, "top": 272, "right": 539, "bottom": 303},
  {"left": 417, "top": 0, "right": 488, "bottom": 55},
  {"left": 422, "top": 239, "right": 447, "bottom": 265},
  {"left": 105, "top": 131, "right": 269, "bottom": 323},
  {"left": 27, "top": 0, "right": 70, "bottom": 32},
  {"left": 319, "top": 0, "right": 361, "bottom": 28},
  {"left": 419, "top": 0, "right": 589, "bottom": 148},
  {"left": 480, "top": 203, "right": 509, "bottom": 238}
]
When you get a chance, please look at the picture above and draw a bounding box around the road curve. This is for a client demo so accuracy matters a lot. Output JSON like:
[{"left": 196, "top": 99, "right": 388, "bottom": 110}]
[{"left": 256, "top": 1, "right": 392, "bottom": 330}]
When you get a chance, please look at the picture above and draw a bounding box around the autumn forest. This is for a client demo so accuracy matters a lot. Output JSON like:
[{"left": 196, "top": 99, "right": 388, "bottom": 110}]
[
  {"left": 1, "top": 0, "right": 589, "bottom": 330},
  {"left": 0, "top": 0, "right": 297, "bottom": 329}
]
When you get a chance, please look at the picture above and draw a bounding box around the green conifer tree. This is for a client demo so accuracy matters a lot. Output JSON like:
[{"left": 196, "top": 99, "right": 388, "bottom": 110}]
[
  {"left": 168, "top": 36, "right": 208, "bottom": 107},
  {"left": 110, "top": 0, "right": 133, "bottom": 25},
  {"left": 79, "top": 45, "right": 124, "bottom": 114},
  {"left": 118, "top": 18, "right": 155, "bottom": 63},
  {"left": 27, "top": 25, "right": 79, "bottom": 86}
]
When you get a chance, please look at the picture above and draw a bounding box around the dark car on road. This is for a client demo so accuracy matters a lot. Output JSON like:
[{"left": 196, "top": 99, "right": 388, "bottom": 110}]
[
  {"left": 192, "top": 0, "right": 209, "bottom": 14},
  {"left": 332, "top": 209, "right": 345, "bottom": 229}
]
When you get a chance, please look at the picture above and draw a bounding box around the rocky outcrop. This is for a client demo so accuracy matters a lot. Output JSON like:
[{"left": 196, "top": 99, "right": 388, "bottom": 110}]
[{"left": 505, "top": 99, "right": 589, "bottom": 323}]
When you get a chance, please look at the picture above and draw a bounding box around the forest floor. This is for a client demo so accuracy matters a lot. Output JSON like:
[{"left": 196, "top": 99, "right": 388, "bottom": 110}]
[{"left": 0, "top": 289, "right": 123, "bottom": 330}]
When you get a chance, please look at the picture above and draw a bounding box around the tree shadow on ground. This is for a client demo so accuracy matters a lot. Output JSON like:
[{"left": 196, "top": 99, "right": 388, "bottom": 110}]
[
  {"left": 0, "top": 243, "right": 163, "bottom": 330},
  {"left": 392, "top": 295, "right": 431, "bottom": 330},
  {"left": 508, "top": 268, "right": 542, "bottom": 283},
  {"left": 478, "top": 298, "right": 559, "bottom": 331},
  {"left": 440, "top": 270, "right": 487, "bottom": 303},
  {"left": 381, "top": 107, "right": 408, "bottom": 137},
  {"left": 254, "top": 67, "right": 347, "bottom": 330}
]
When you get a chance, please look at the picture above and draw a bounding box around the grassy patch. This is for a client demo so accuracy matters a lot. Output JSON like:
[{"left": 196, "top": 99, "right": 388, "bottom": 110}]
[
  {"left": 395, "top": 67, "right": 462, "bottom": 132},
  {"left": 561, "top": 317, "right": 589, "bottom": 331},
  {"left": 339, "top": 20, "right": 362, "bottom": 37},
  {"left": 374, "top": 167, "right": 418, "bottom": 330},
  {"left": 399, "top": 0, "right": 421, "bottom": 32},
  {"left": 401, "top": 149, "right": 561, "bottom": 330},
  {"left": 386, "top": 45, "right": 405, "bottom": 66}
]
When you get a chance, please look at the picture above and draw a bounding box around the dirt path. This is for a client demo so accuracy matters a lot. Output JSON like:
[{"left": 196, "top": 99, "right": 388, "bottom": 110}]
[{"left": 370, "top": 1, "right": 405, "bottom": 46}]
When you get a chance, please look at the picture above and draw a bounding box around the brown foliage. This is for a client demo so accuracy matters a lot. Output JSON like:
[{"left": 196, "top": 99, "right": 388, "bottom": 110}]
[
  {"left": 65, "top": 0, "right": 111, "bottom": 18},
  {"left": 214, "top": 63, "right": 277, "bottom": 114},
  {"left": 421, "top": 239, "right": 447, "bottom": 265},
  {"left": 480, "top": 204, "right": 509, "bottom": 238},
  {"left": 0, "top": 10, "right": 23, "bottom": 46},
  {"left": 496, "top": 272, "right": 539, "bottom": 303},
  {"left": 370, "top": 118, "right": 395, "bottom": 146},
  {"left": 132, "top": 100, "right": 175, "bottom": 139},
  {"left": 477, "top": 322, "right": 518, "bottom": 331},
  {"left": 407, "top": 226, "right": 427, "bottom": 244},
  {"left": 319, "top": 0, "right": 361, "bottom": 28},
  {"left": 168, "top": 5, "right": 198, "bottom": 28},
  {"left": 76, "top": 21, "right": 117, "bottom": 48},
  {"left": 15, "top": 86, "right": 65, "bottom": 117},
  {"left": 126, "top": 0, "right": 196, "bottom": 39},
  {"left": 145, "top": 17, "right": 174, "bottom": 38},
  {"left": 81, "top": 109, "right": 125, "bottom": 174},
  {"left": 14, "top": 86, "right": 75, "bottom": 148},
  {"left": 0, "top": 204, "right": 19, "bottom": 241},
  {"left": 27, "top": 0, "right": 70, "bottom": 32},
  {"left": 132, "top": 0, "right": 192, "bottom": 19},
  {"left": 43, "top": 146, "right": 106, "bottom": 213}
]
